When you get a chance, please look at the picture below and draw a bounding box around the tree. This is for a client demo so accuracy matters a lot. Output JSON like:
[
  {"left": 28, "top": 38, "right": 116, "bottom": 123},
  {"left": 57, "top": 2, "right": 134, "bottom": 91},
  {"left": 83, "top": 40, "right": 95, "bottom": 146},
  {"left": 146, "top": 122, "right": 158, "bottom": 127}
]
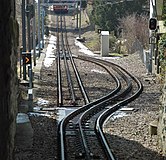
[
  {"left": 77, "top": 0, "right": 87, "bottom": 9},
  {"left": 82, "top": 0, "right": 87, "bottom": 9},
  {"left": 162, "top": 0, "right": 166, "bottom": 26},
  {"left": 91, "top": 0, "right": 148, "bottom": 32},
  {"left": 118, "top": 13, "right": 149, "bottom": 53}
]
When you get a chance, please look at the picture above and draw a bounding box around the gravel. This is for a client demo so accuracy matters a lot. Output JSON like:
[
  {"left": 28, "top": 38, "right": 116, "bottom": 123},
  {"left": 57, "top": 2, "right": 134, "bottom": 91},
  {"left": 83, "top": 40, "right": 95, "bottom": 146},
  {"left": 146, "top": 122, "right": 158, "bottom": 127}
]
[
  {"left": 103, "top": 53, "right": 165, "bottom": 160},
  {"left": 14, "top": 11, "right": 166, "bottom": 160}
]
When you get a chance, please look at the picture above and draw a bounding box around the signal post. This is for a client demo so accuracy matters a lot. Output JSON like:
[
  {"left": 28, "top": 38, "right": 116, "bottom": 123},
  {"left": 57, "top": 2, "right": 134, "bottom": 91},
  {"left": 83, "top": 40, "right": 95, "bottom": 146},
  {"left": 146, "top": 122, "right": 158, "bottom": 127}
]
[
  {"left": 149, "top": 0, "right": 157, "bottom": 74},
  {"left": 149, "top": 17, "right": 157, "bottom": 74},
  {"left": 22, "top": 51, "right": 33, "bottom": 111},
  {"left": 22, "top": 52, "right": 32, "bottom": 85}
]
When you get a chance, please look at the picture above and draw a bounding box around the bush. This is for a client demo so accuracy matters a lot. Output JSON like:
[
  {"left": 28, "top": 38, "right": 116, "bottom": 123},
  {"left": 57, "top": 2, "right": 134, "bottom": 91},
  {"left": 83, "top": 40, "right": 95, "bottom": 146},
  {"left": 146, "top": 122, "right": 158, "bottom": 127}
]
[
  {"left": 158, "top": 33, "right": 166, "bottom": 81},
  {"left": 109, "top": 35, "right": 116, "bottom": 52},
  {"left": 118, "top": 13, "right": 149, "bottom": 53}
]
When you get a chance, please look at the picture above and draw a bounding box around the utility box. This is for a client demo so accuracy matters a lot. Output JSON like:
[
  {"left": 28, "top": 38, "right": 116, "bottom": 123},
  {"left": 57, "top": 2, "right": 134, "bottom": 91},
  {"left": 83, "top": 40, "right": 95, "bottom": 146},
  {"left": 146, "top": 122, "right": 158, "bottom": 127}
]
[
  {"left": 101, "top": 31, "right": 109, "bottom": 57},
  {"left": 143, "top": 50, "right": 150, "bottom": 70}
]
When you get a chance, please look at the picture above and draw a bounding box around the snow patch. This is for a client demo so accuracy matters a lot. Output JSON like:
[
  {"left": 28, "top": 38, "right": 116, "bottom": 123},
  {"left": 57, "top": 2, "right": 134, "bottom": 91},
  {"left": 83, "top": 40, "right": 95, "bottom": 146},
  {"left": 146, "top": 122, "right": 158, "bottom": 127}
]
[
  {"left": 37, "top": 98, "right": 49, "bottom": 106},
  {"left": 44, "top": 35, "right": 56, "bottom": 67}
]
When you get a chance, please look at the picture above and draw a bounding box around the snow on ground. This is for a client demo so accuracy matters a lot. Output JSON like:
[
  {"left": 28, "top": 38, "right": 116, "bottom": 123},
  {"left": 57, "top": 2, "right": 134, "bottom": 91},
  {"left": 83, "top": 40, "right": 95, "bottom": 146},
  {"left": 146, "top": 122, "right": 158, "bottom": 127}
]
[
  {"left": 91, "top": 69, "right": 108, "bottom": 74},
  {"left": 43, "top": 35, "right": 57, "bottom": 67},
  {"left": 37, "top": 98, "right": 49, "bottom": 106},
  {"left": 75, "top": 39, "right": 120, "bottom": 61},
  {"left": 44, "top": 36, "right": 119, "bottom": 68},
  {"left": 75, "top": 39, "right": 95, "bottom": 56}
]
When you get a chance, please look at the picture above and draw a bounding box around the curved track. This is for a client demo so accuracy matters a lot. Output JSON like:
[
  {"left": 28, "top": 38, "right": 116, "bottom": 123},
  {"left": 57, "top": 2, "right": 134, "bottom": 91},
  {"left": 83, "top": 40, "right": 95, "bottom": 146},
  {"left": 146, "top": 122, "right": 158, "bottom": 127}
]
[
  {"left": 54, "top": 14, "right": 143, "bottom": 160},
  {"left": 58, "top": 57, "right": 143, "bottom": 159}
]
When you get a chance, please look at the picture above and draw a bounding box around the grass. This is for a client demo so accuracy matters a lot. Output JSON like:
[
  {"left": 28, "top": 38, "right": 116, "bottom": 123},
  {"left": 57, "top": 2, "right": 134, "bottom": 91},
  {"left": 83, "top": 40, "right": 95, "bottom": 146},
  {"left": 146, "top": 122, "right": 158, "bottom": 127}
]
[
  {"left": 80, "top": 5, "right": 101, "bottom": 51},
  {"left": 83, "top": 31, "right": 100, "bottom": 51},
  {"left": 108, "top": 52, "right": 124, "bottom": 57},
  {"left": 80, "top": 5, "right": 126, "bottom": 56}
]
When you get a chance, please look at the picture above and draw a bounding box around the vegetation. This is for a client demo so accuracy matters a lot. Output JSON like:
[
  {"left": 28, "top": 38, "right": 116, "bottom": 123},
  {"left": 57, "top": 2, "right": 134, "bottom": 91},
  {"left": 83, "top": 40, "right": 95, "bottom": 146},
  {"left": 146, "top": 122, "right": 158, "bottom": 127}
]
[
  {"left": 163, "top": 0, "right": 166, "bottom": 25},
  {"left": 159, "top": 34, "right": 166, "bottom": 60},
  {"left": 86, "top": 0, "right": 149, "bottom": 54},
  {"left": 158, "top": 1, "right": 166, "bottom": 80},
  {"left": 77, "top": 0, "right": 87, "bottom": 9},
  {"left": 81, "top": 0, "right": 88, "bottom": 9},
  {"left": 91, "top": 0, "right": 148, "bottom": 32},
  {"left": 158, "top": 33, "right": 166, "bottom": 80},
  {"left": 118, "top": 13, "right": 149, "bottom": 53}
]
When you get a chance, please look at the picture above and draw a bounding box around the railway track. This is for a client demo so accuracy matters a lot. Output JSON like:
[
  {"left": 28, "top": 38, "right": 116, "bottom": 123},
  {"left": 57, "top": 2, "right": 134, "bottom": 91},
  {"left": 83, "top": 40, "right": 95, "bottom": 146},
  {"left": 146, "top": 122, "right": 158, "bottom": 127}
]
[
  {"left": 58, "top": 56, "right": 143, "bottom": 160},
  {"left": 56, "top": 14, "right": 89, "bottom": 107},
  {"left": 54, "top": 13, "right": 143, "bottom": 160},
  {"left": 13, "top": 6, "right": 163, "bottom": 160}
]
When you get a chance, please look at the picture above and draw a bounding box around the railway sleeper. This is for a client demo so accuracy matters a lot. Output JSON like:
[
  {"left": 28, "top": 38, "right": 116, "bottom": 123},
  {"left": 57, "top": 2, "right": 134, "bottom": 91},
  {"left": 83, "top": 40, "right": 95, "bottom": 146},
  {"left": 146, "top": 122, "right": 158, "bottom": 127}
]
[
  {"left": 74, "top": 152, "right": 100, "bottom": 160},
  {"left": 65, "top": 51, "right": 69, "bottom": 57},
  {"left": 83, "top": 130, "right": 96, "bottom": 136},
  {"left": 65, "top": 130, "right": 76, "bottom": 136},
  {"left": 60, "top": 54, "right": 70, "bottom": 60}
]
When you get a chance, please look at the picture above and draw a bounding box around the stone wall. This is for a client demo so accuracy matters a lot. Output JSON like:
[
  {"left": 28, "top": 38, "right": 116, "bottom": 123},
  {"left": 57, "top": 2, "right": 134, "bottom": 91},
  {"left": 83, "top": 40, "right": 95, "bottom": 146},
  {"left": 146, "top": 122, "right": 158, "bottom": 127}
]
[
  {"left": 0, "top": 0, "right": 19, "bottom": 159},
  {"left": 158, "top": 84, "right": 166, "bottom": 156}
]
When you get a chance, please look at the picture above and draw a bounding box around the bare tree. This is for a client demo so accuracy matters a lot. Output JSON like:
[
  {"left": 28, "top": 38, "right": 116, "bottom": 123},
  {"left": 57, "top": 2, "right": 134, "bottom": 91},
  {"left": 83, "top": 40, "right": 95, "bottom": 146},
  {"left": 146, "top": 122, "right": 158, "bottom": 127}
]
[{"left": 119, "top": 13, "right": 149, "bottom": 54}]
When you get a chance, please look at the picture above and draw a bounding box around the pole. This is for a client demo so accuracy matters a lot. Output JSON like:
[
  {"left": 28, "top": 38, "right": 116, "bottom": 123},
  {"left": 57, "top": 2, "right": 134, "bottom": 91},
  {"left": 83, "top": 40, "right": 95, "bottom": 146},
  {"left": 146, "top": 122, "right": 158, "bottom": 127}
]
[
  {"left": 20, "top": 46, "right": 23, "bottom": 79},
  {"left": 22, "top": 0, "right": 26, "bottom": 80},
  {"left": 26, "top": 0, "right": 33, "bottom": 90},
  {"left": 79, "top": 0, "right": 82, "bottom": 38},
  {"left": 76, "top": 2, "right": 78, "bottom": 29},
  {"left": 38, "top": 0, "right": 41, "bottom": 57},
  {"left": 149, "top": 0, "right": 156, "bottom": 74},
  {"left": 33, "top": 0, "right": 36, "bottom": 66},
  {"left": 27, "top": 0, "right": 31, "bottom": 52},
  {"left": 42, "top": 7, "right": 44, "bottom": 48}
]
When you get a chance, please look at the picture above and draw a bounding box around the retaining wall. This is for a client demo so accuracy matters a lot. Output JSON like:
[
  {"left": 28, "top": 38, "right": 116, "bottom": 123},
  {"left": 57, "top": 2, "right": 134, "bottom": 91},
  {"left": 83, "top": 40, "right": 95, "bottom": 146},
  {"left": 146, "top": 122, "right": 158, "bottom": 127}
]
[
  {"left": 0, "top": 1, "right": 19, "bottom": 159},
  {"left": 158, "top": 84, "right": 166, "bottom": 156}
]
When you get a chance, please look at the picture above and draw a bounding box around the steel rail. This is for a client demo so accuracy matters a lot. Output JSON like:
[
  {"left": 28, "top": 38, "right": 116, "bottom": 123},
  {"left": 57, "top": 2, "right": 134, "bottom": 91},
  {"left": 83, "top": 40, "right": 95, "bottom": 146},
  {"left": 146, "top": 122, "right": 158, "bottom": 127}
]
[
  {"left": 77, "top": 58, "right": 132, "bottom": 160},
  {"left": 89, "top": 57, "right": 143, "bottom": 160},
  {"left": 71, "top": 55, "right": 142, "bottom": 159},
  {"left": 58, "top": 15, "right": 142, "bottom": 160},
  {"left": 77, "top": 56, "right": 143, "bottom": 159},
  {"left": 59, "top": 58, "right": 121, "bottom": 160},
  {"left": 61, "top": 15, "right": 77, "bottom": 104},
  {"left": 57, "top": 14, "right": 90, "bottom": 106},
  {"left": 57, "top": 14, "right": 90, "bottom": 159},
  {"left": 63, "top": 16, "right": 90, "bottom": 105},
  {"left": 56, "top": 15, "right": 63, "bottom": 106},
  {"left": 95, "top": 76, "right": 142, "bottom": 160}
]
